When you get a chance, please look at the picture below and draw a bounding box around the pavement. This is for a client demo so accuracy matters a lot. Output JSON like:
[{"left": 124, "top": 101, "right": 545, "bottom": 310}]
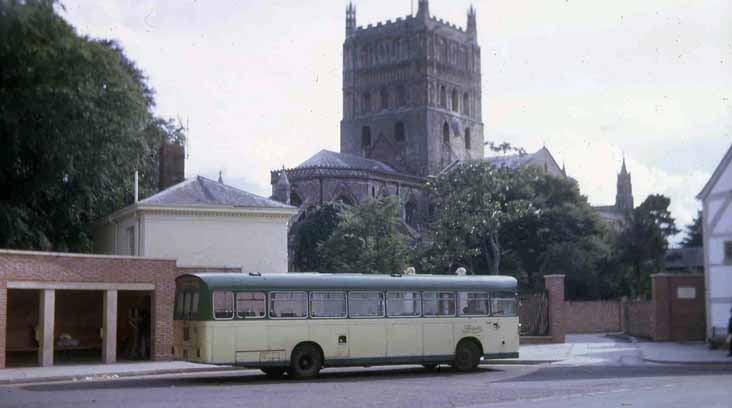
[{"left": 1, "top": 333, "right": 730, "bottom": 386}]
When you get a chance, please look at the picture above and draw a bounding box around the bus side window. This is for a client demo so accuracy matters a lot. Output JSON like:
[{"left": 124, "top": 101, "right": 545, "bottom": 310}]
[
  {"left": 423, "top": 292, "right": 456, "bottom": 317},
  {"left": 386, "top": 291, "right": 421, "bottom": 317},
  {"left": 269, "top": 291, "right": 308, "bottom": 319},
  {"left": 237, "top": 292, "right": 266, "bottom": 319},
  {"left": 213, "top": 291, "right": 235, "bottom": 320},
  {"left": 348, "top": 292, "right": 385, "bottom": 317},
  {"left": 491, "top": 292, "right": 517, "bottom": 317},
  {"left": 458, "top": 292, "right": 490, "bottom": 316},
  {"left": 311, "top": 291, "right": 347, "bottom": 318}
]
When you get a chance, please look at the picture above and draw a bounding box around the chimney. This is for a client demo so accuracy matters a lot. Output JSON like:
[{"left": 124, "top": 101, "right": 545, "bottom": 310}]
[{"left": 159, "top": 140, "right": 185, "bottom": 191}]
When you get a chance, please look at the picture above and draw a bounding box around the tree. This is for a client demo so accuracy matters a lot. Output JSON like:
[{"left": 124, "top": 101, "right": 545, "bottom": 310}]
[
  {"left": 0, "top": 0, "right": 184, "bottom": 251},
  {"left": 680, "top": 210, "right": 703, "bottom": 248},
  {"left": 427, "top": 161, "right": 535, "bottom": 275},
  {"left": 617, "top": 194, "right": 679, "bottom": 298},
  {"left": 318, "top": 196, "right": 410, "bottom": 274},
  {"left": 289, "top": 202, "right": 344, "bottom": 272}
]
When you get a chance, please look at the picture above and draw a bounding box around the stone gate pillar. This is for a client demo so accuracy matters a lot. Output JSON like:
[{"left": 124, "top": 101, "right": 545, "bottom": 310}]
[{"left": 545, "top": 274, "right": 566, "bottom": 344}]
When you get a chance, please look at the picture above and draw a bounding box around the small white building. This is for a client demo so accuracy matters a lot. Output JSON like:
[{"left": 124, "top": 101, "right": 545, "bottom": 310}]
[
  {"left": 93, "top": 175, "right": 297, "bottom": 274},
  {"left": 697, "top": 144, "right": 732, "bottom": 340}
]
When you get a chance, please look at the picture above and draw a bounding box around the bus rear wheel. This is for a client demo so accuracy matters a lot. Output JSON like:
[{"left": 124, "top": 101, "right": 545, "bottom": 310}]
[
  {"left": 453, "top": 340, "right": 481, "bottom": 372},
  {"left": 261, "top": 368, "right": 287, "bottom": 378},
  {"left": 290, "top": 344, "right": 322, "bottom": 379}
]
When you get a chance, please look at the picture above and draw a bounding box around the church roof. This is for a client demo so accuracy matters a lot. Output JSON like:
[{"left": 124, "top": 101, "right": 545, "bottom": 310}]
[
  {"left": 140, "top": 176, "right": 294, "bottom": 209},
  {"left": 297, "top": 150, "right": 400, "bottom": 175}
]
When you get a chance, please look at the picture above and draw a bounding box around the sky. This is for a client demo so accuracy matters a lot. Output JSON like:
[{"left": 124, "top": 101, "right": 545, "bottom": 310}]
[{"left": 61, "top": 0, "right": 732, "bottom": 244}]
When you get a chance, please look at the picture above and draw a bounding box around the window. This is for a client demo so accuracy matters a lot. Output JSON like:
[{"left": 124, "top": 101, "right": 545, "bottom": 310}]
[
  {"left": 442, "top": 122, "right": 450, "bottom": 145},
  {"left": 465, "top": 128, "right": 471, "bottom": 150},
  {"left": 310, "top": 292, "right": 347, "bottom": 318},
  {"left": 269, "top": 291, "right": 308, "bottom": 319},
  {"left": 451, "top": 89, "right": 459, "bottom": 112},
  {"left": 387, "top": 291, "right": 421, "bottom": 317},
  {"left": 405, "top": 200, "right": 417, "bottom": 226},
  {"left": 440, "top": 86, "right": 447, "bottom": 108},
  {"left": 423, "top": 292, "right": 456, "bottom": 316},
  {"left": 463, "top": 93, "right": 469, "bottom": 115},
  {"left": 237, "top": 292, "right": 266, "bottom": 318},
  {"left": 491, "top": 292, "right": 517, "bottom": 317},
  {"left": 725, "top": 241, "right": 732, "bottom": 264},
  {"left": 348, "top": 291, "right": 385, "bottom": 317},
  {"left": 362, "top": 126, "right": 372, "bottom": 149},
  {"left": 362, "top": 92, "right": 371, "bottom": 113},
  {"left": 127, "top": 226, "right": 135, "bottom": 256},
  {"left": 191, "top": 293, "right": 199, "bottom": 316},
  {"left": 380, "top": 88, "right": 389, "bottom": 110},
  {"left": 176, "top": 292, "right": 184, "bottom": 316},
  {"left": 458, "top": 292, "right": 491, "bottom": 316},
  {"left": 213, "top": 291, "right": 234, "bottom": 320},
  {"left": 394, "top": 122, "right": 405, "bottom": 143}
]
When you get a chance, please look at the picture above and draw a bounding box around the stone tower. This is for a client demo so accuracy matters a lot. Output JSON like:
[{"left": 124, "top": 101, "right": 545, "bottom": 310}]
[
  {"left": 615, "top": 158, "right": 634, "bottom": 211},
  {"left": 340, "top": 0, "right": 484, "bottom": 177}
]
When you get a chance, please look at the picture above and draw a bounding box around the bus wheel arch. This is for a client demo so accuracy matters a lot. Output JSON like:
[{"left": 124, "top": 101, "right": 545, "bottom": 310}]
[
  {"left": 453, "top": 337, "right": 483, "bottom": 371},
  {"left": 289, "top": 341, "right": 324, "bottom": 379}
]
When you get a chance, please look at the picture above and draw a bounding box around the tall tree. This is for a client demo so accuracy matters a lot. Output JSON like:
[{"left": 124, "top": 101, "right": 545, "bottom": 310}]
[
  {"left": 0, "top": 0, "right": 183, "bottom": 251},
  {"left": 617, "top": 194, "right": 679, "bottom": 298},
  {"left": 680, "top": 210, "right": 703, "bottom": 248},
  {"left": 289, "top": 202, "right": 344, "bottom": 272},
  {"left": 318, "top": 196, "right": 410, "bottom": 274},
  {"left": 427, "top": 161, "right": 535, "bottom": 275}
]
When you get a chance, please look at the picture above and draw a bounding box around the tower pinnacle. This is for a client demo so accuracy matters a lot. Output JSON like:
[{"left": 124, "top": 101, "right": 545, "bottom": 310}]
[
  {"left": 346, "top": 2, "right": 357, "bottom": 38},
  {"left": 467, "top": 5, "right": 477, "bottom": 40},
  {"left": 417, "top": 0, "right": 430, "bottom": 20}
]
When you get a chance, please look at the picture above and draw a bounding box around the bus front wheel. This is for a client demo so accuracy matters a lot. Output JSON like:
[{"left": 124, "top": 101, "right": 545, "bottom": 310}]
[
  {"left": 290, "top": 344, "right": 322, "bottom": 379},
  {"left": 453, "top": 340, "right": 481, "bottom": 372}
]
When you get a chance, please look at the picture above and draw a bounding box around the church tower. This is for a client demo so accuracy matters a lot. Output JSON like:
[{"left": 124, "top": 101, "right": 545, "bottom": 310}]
[
  {"left": 340, "top": 0, "right": 484, "bottom": 177},
  {"left": 615, "top": 158, "right": 634, "bottom": 211}
]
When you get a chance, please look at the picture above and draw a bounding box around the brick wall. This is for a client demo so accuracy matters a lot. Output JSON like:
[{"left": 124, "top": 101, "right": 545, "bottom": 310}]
[
  {"left": 651, "top": 274, "right": 705, "bottom": 341},
  {"left": 0, "top": 250, "right": 186, "bottom": 368},
  {"left": 565, "top": 301, "right": 621, "bottom": 333}
]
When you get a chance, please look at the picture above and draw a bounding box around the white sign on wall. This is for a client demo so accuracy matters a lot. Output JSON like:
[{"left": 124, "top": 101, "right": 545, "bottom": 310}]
[{"left": 677, "top": 287, "right": 696, "bottom": 299}]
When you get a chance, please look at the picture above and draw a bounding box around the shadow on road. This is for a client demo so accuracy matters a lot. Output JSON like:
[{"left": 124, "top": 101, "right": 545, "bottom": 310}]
[
  {"left": 21, "top": 366, "right": 504, "bottom": 392},
  {"left": 495, "top": 365, "right": 732, "bottom": 383}
]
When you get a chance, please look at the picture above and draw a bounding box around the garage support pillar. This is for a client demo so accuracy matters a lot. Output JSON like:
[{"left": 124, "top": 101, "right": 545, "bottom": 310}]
[
  {"left": 38, "top": 289, "right": 55, "bottom": 367},
  {"left": 103, "top": 290, "right": 118, "bottom": 364}
]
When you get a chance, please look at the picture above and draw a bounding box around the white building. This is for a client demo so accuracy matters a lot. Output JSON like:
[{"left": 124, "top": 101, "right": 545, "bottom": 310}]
[
  {"left": 93, "top": 176, "right": 297, "bottom": 274},
  {"left": 697, "top": 144, "right": 732, "bottom": 340}
]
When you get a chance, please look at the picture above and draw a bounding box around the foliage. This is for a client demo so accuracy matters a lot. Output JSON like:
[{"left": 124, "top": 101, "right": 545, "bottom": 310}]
[
  {"left": 680, "top": 210, "right": 703, "bottom": 248},
  {"left": 289, "top": 202, "right": 344, "bottom": 272},
  {"left": 425, "top": 161, "right": 536, "bottom": 275},
  {"left": 318, "top": 196, "right": 410, "bottom": 274},
  {"left": 0, "top": 0, "right": 184, "bottom": 251},
  {"left": 616, "top": 194, "right": 679, "bottom": 298}
]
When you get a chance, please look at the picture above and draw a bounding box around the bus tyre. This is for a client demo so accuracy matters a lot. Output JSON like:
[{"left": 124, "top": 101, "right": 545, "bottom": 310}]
[
  {"left": 261, "top": 368, "right": 286, "bottom": 378},
  {"left": 290, "top": 344, "right": 322, "bottom": 379},
  {"left": 453, "top": 340, "right": 481, "bottom": 372}
]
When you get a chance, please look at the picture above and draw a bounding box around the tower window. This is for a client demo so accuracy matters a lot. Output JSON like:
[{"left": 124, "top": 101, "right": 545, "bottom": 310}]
[
  {"left": 463, "top": 93, "right": 469, "bottom": 115},
  {"left": 380, "top": 88, "right": 389, "bottom": 110},
  {"left": 395, "top": 122, "right": 405, "bottom": 143},
  {"left": 440, "top": 86, "right": 447, "bottom": 109},
  {"left": 451, "top": 89, "right": 459, "bottom": 112},
  {"left": 442, "top": 122, "right": 450, "bottom": 145},
  {"left": 361, "top": 126, "right": 372, "bottom": 149},
  {"left": 465, "top": 128, "right": 471, "bottom": 150},
  {"left": 362, "top": 92, "right": 371, "bottom": 113}
]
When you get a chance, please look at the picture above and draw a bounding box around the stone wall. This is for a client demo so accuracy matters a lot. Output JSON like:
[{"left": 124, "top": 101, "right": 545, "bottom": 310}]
[{"left": 565, "top": 301, "right": 621, "bottom": 333}]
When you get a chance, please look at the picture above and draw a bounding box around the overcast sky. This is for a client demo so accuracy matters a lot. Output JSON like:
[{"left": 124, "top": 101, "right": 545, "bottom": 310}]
[{"left": 62, "top": 0, "right": 732, "bottom": 243}]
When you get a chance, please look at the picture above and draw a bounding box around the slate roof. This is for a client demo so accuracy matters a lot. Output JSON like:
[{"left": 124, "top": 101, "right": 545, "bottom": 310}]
[
  {"left": 664, "top": 247, "right": 704, "bottom": 270},
  {"left": 139, "top": 176, "right": 294, "bottom": 209},
  {"left": 297, "top": 150, "right": 400, "bottom": 175}
]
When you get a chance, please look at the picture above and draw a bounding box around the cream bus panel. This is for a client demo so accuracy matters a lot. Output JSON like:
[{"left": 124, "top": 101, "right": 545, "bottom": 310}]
[
  {"left": 235, "top": 325, "right": 268, "bottom": 351},
  {"left": 349, "top": 323, "right": 387, "bottom": 358},
  {"left": 387, "top": 322, "right": 422, "bottom": 357},
  {"left": 424, "top": 323, "right": 454, "bottom": 355},
  {"left": 310, "top": 324, "right": 349, "bottom": 358}
]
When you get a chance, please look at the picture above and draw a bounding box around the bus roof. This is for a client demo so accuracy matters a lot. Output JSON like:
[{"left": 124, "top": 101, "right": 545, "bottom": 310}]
[{"left": 178, "top": 273, "right": 518, "bottom": 292}]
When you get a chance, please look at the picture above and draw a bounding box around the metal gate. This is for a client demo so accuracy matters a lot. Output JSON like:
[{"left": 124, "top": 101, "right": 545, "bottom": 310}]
[{"left": 519, "top": 291, "right": 549, "bottom": 336}]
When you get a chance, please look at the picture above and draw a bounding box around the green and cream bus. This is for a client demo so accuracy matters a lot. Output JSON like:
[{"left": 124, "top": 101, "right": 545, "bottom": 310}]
[{"left": 173, "top": 272, "right": 519, "bottom": 378}]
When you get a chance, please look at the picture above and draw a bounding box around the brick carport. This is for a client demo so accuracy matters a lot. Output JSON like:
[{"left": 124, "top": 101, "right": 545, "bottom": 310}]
[{"left": 0, "top": 249, "right": 198, "bottom": 369}]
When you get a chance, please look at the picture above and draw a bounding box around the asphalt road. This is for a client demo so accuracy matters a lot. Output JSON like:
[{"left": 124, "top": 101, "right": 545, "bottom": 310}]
[{"left": 2, "top": 364, "right": 731, "bottom": 408}]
